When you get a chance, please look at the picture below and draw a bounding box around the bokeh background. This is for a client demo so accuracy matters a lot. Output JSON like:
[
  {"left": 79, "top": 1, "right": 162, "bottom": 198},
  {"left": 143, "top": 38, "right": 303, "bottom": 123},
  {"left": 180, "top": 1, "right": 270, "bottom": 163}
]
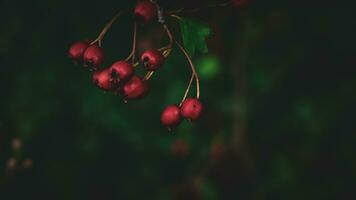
[{"left": 0, "top": 0, "right": 355, "bottom": 199}]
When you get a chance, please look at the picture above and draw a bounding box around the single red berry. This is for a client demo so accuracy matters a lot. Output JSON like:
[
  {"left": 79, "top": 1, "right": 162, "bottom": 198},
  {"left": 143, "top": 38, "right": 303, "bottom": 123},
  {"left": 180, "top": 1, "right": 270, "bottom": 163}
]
[
  {"left": 180, "top": 98, "right": 203, "bottom": 121},
  {"left": 83, "top": 44, "right": 104, "bottom": 70},
  {"left": 161, "top": 105, "right": 181, "bottom": 128},
  {"left": 110, "top": 61, "right": 134, "bottom": 82},
  {"left": 122, "top": 76, "right": 149, "bottom": 100},
  {"left": 141, "top": 49, "right": 165, "bottom": 71},
  {"left": 171, "top": 139, "right": 189, "bottom": 157},
  {"left": 68, "top": 41, "right": 89, "bottom": 62},
  {"left": 134, "top": 0, "right": 157, "bottom": 23},
  {"left": 92, "top": 68, "right": 118, "bottom": 91}
]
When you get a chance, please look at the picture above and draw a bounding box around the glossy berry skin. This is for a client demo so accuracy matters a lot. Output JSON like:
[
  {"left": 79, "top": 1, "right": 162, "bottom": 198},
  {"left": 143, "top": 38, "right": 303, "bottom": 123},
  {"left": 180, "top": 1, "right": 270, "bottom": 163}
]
[
  {"left": 83, "top": 44, "right": 104, "bottom": 70},
  {"left": 92, "top": 68, "right": 117, "bottom": 91},
  {"left": 134, "top": 0, "right": 157, "bottom": 23},
  {"left": 122, "top": 76, "right": 148, "bottom": 100},
  {"left": 68, "top": 41, "right": 89, "bottom": 62},
  {"left": 141, "top": 50, "right": 165, "bottom": 71},
  {"left": 161, "top": 105, "right": 181, "bottom": 128},
  {"left": 180, "top": 98, "right": 203, "bottom": 121},
  {"left": 110, "top": 61, "right": 134, "bottom": 82}
]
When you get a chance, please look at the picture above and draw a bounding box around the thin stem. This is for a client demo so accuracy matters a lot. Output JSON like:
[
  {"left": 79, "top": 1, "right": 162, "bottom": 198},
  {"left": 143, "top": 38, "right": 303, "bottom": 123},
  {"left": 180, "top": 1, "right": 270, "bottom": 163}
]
[
  {"left": 180, "top": 73, "right": 195, "bottom": 106},
  {"left": 126, "top": 22, "right": 137, "bottom": 63},
  {"left": 91, "top": 11, "right": 123, "bottom": 46},
  {"left": 131, "top": 22, "right": 137, "bottom": 64},
  {"left": 143, "top": 24, "right": 174, "bottom": 81},
  {"left": 162, "top": 49, "right": 171, "bottom": 57},
  {"left": 175, "top": 41, "right": 200, "bottom": 99},
  {"left": 163, "top": 24, "right": 174, "bottom": 45},
  {"left": 144, "top": 71, "right": 155, "bottom": 81},
  {"left": 168, "top": 1, "right": 231, "bottom": 14},
  {"left": 162, "top": 20, "right": 201, "bottom": 100},
  {"left": 158, "top": 24, "right": 174, "bottom": 58}
]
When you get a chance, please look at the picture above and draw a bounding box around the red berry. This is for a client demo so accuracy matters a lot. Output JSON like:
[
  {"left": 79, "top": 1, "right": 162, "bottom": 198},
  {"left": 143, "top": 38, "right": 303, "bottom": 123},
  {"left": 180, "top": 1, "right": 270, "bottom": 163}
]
[
  {"left": 92, "top": 68, "right": 118, "bottom": 91},
  {"left": 83, "top": 44, "right": 104, "bottom": 70},
  {"left": 141, "top": 49, "right": 165, "bottom": 71},
  {"left": 110, "top": 61, "right": 134, "bottom": 82},
  {"left": 122, "top": 76, "right": 149, "bottom": 100},
  {"left": 180, "top": 98, "right": 203, "bottom": 121},
  {"left": 134, "top": 0, "right": 157, "bottom": 23},
  {"left": 161, "top": 105, "right": 181, "bottom": 128},
  {"left": 68, "top": 41, "right": 89, "bottom": 62}
]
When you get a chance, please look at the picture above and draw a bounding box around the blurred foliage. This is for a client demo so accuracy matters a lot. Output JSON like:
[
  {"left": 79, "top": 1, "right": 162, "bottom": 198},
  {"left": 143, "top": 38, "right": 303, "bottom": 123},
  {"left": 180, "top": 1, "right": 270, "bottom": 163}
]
[
  {"left": 178, "top": 17, "right": 212, "bottom": 57},
  {"left": 0, "top": 0, "right": 355, "bottom": 200}
]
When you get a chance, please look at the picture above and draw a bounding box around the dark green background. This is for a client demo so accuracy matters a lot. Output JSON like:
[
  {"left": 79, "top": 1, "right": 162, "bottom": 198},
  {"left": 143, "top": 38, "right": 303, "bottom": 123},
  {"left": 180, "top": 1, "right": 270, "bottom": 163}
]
[{"left": 0, "top": 0, "right": 355, "bottom": 199}]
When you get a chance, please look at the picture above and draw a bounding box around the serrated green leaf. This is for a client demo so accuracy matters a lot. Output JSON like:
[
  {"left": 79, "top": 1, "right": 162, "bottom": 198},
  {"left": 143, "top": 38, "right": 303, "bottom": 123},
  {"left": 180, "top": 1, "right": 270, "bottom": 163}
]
[{"left": 177, "top": 17, "right": 212, "bottom": 57}]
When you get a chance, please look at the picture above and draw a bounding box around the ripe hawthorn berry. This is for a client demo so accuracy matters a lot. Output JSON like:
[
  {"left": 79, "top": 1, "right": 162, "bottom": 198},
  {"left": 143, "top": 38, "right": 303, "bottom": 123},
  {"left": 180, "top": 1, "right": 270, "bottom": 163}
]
[
  {"left": 134, "top": 0, "right": 157, "bottom": 23},
  {"left": 92, "top": 68, "right": 118, "bottom": 91},
  {"left": 110, "top": 61, "right": 134, "bottom": 82},
  {"left": 141, "top": 49, "right": 165, "bottom": 71},
  {"left": 161, "top": 105, "right": 181, "bottom": 128},
  {"left": 83, "top": 44, "right": 104, "bottom": 70},
  {"left": 180, "top": 98, "right": 203, "bottom": 121},
  {"left": 122, "top": 76, "right": 149, "bottom": 100},
  {"left": 68, "top": 41, "right": 89, "bottom": 62}
]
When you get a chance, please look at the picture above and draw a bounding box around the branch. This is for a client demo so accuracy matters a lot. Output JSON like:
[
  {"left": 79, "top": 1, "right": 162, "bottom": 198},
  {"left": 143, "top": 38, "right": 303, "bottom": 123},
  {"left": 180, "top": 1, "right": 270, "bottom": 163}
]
[
  {"left": 91, "top": 11, "right": 123, "bottom": 47},
  {"left": 167, "top": 1, "right": 231, "bottom": 14},
  {"left": 175, "top": 41, "right": 200, "bottom": 100},
  {"left": 126, "top": 22, "right": 137, "bottom": 64}
]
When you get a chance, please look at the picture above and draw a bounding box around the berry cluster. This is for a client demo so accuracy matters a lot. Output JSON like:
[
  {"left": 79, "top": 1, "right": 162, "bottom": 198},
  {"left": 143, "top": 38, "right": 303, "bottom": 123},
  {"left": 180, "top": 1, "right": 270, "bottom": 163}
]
[{"left": 68, "top": 0, "right": 203, "bottom": 130}]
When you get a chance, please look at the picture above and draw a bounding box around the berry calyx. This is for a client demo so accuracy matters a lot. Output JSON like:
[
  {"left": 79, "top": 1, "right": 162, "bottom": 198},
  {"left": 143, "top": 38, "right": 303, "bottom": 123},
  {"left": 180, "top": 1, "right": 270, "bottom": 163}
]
[
  {"left": 161, "top": 105, "right": 181, "bottom": 128},
  {"left": 180, "top": 98, "right": 203, "bottom": 121},
  {"left": 68, "top": 41, "right": 89, "bottom": 62},
  {"left": 110, "top": 61, "right": 134, "bottom": 82},
  {"left": 93, "top": 68, "right": 119, "bottom": 91},
  {"left": 141, "top": 49, "right": 165, "bottom": 71},
  {"left": 122, "top": 76, "right": 149, "bottom": 100},
  {"left": 83, "top": 44, "right": 104, "bottom": 70},
  {"left": 134, "top": 0, "right": 157, "bottom": 23},
  {"left": 92, "top": 68, "right": 118, "bottom": 91}
]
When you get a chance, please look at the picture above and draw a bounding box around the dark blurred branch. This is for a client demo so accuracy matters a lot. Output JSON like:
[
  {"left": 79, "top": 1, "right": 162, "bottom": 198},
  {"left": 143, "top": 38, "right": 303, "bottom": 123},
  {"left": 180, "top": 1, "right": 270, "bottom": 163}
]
[
  {"left": 230, "top": 12, "right": 256, "bottom": 181},
  {"left": 167, "top": 1, "right": 231, "bottom": 14}
]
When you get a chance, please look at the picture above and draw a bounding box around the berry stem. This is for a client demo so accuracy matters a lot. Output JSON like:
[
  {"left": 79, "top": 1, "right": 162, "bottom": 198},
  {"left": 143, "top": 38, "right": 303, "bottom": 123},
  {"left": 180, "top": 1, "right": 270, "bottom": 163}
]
[
  {"left": 175, "top": 41, "right": 200, "bottom": 99},
  {"left": 144, "top": 23, "right": 174, "bottom": 81},
  {"left": 180, "top": 73, "right": 195, "bottom": 106},
  {"left": 163, "top": 24, "right": 174, "bottom": 45},
  {"left": 144, "top": 71, "right": 154, "bottom": 80},
  {"left": 126, "top": 22, "right": 137, "bottom": 64},
  {"left": 91, "top": 11, "right": 123, "bottom": 47},
  {"left": 158, "top": 24, "right": 174, "bottom": 58},
  {"left": 160, "top": 20, "right": 201, "bottom": 100}
]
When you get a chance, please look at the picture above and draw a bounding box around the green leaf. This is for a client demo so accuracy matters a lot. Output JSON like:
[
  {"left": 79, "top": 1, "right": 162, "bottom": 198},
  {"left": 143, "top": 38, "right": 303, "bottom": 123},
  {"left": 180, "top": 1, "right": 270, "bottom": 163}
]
[{"left": 177, "top": 17, "right": 212, "bottom": 57}]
